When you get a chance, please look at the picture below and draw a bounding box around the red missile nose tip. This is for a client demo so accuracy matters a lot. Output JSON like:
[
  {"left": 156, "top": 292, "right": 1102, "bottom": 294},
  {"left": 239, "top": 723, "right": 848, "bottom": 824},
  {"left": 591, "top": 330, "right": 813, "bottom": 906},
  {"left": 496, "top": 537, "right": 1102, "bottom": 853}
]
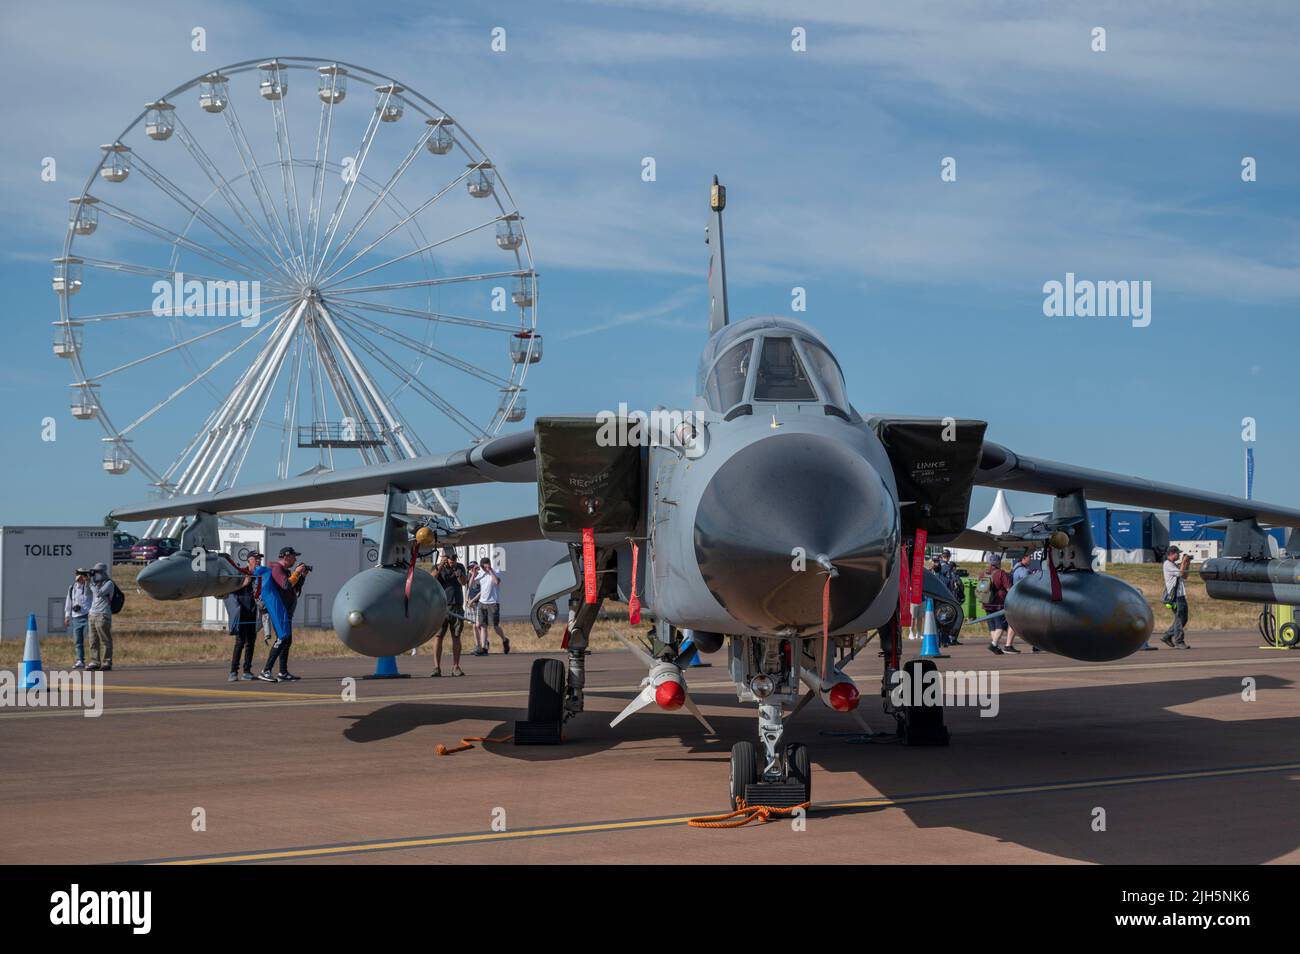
[
  {"left": 655, "top": 679, "right": 686, "bottom": 711},
  {"left": 828, "top": 681, "right": 860, "bottom": 712}
]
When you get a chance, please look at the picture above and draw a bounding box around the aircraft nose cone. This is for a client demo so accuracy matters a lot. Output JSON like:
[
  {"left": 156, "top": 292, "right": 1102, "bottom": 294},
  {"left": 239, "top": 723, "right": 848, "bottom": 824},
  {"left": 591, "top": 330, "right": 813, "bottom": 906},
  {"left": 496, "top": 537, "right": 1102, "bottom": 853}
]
[{"left": 693, "top": 432, "right": 898, "bottom": 634}]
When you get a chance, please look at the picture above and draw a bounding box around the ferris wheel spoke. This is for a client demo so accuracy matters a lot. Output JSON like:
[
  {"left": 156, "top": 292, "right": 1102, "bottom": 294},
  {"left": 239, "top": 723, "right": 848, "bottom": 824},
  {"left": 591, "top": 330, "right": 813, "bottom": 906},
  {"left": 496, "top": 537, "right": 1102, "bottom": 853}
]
[
  {"left": 304, "top": 88, "right": 339, "bottom": 277},
  {"left": 328, "top": 268, "right": 525, "bottom": 296},
  {"left": 327, "top": 296, "right": 520, "bottom": 333},
  {"left": 333, "top": 306, "right": 512, "bottom": 388},
  {"left": 171, "top": 112, "right": 300, "bottom": 281},
  {"left": 312, "top": 321, "right": 394, "bottom": 471},
  {"left": 76, "top": 255, "right": 273, "bottom": 289},
  {"left": 227, "top": 325, "right": 296, "bottom": 488},
  {"left": 313, "top": 302, "right": 421, "bottom": 461},
  {"left": 313, "top": 90, "right": 392, "bottom": 277},
  {"left": 168, "top": 304, "right": 302, "bottom": 497},
  {"left": 117, "top": 306, "right": 291, "bottom": 438},
  {"left": 311, "top": 123, "right": 433, "bottom": 283},
  {"left": 186, "top": 300, "right": 310, "bottom": 495},
  {"left": 321, "top": 214, "right": 507, "bottom": 290},
  {"left": 90, "top": 318, "right": 254, "bottom": 381},
  {"left": 268, "top": 93, "right": 309, "bottom": 277},
  {"left": 314, "top": 165, "right": 474, "bottom": 286},
  {"left": 335, "top": 319, "right": 488, "bottom": 441},
  {"left": 69, "top": 293, "right": 299, "bottom": 324},
  {"left": 129, "top": 153, "right": 295, "bottom": 284},
  {"left": 220, "top": 95, "right": 300, "bottom": 279},
  {"left": 92, "top": 199, "right": 288, "bottom": 288},
  {"left": 276, "top": 333, "right": 307, "bottom": 480}
]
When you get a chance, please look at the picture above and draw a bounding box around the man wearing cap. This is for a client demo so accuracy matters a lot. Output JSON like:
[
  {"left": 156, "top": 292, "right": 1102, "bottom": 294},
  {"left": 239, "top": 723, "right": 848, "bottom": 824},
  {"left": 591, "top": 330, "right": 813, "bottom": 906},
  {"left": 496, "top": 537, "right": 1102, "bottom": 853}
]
[
  {"left": 64, "top": 568, "right": 92, "bottom": 670},
  {"left": 255, "top": 546, "right": 309, "bottom": 682},
  {"left": 86, "top": 562, "right": 120, "bottom": 672},
  {"left": 431, "top": 546, "right": 468, "bottom": 677},
  {"left": 1161, "top": 545, "right": 1192, "bottom": 649},
  {"left": 224, "top": 552, "right": 262, "bottom": 681}
]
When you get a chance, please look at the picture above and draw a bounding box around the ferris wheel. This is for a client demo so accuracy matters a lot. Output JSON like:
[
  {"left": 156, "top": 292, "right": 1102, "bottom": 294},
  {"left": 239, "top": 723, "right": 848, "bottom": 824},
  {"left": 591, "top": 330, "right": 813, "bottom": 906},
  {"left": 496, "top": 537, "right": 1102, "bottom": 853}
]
[{"left": 53, "top": 57, "right": 541, "bottom": 535}]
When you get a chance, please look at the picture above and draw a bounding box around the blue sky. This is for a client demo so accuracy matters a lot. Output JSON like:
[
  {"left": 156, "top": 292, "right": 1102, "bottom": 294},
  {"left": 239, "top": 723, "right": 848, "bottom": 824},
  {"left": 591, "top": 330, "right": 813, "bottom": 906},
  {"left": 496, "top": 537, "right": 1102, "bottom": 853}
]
[{"left": 1, "top": 0, "right": 1297, "bottom": 530}]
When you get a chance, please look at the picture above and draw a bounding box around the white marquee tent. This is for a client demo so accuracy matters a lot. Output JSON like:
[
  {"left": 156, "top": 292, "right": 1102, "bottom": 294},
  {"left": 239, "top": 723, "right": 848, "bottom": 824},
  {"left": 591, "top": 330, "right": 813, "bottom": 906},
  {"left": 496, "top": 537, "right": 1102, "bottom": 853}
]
[{"left": 949, "top": 490, "right": 1014, "bottom": 563}]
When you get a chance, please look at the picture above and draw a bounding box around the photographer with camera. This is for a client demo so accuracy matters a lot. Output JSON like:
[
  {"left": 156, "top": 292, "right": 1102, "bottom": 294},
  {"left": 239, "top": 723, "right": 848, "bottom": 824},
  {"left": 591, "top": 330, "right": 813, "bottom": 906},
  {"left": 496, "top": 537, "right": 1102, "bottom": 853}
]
[
  {"left": 224, "top": 552, "right": 262, "bottom": 682},
  {"left": 256, "top": 546, "right": 310, "bottom": 682},
  {"left": 1161, "top": 545, "right": 1192, "bottom": 649},
  {"left": 64, "top": 568, "right": 92, "bottom": 670},
  {"left": 430, "top": 546, "right": 468, "bottom": 677},
  {"left": 86, "top": 562, "right": 121, "bottom": 672}
]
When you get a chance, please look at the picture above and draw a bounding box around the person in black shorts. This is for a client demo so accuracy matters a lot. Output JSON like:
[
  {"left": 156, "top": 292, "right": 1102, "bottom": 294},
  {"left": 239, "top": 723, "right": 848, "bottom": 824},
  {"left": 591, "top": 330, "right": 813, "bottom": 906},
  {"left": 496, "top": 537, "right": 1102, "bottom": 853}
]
[{"left": 431, "top": 546, "right": 468, "bottom": 677}]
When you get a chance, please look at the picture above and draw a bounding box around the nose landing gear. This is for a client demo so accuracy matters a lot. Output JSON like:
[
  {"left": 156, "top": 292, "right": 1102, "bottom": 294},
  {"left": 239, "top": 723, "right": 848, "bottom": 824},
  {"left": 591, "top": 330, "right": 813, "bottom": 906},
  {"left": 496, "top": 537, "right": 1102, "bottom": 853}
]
[{"left": 728, "top": 638, "right": 815, "bottom": 810}]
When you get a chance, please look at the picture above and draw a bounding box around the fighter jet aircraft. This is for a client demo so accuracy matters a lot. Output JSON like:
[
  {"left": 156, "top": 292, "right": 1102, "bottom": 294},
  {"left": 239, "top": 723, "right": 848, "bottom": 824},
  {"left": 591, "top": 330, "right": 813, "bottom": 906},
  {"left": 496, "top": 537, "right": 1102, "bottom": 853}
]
[{"left": 113, "top": 177, "right": 1300, "bottom": 809}]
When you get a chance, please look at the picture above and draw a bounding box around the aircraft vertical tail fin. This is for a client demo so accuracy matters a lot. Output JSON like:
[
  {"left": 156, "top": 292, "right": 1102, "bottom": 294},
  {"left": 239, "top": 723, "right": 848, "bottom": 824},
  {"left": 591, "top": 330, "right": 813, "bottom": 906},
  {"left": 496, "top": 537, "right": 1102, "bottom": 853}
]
[{"left": 706, "top": 175, "right": 729, "bottom": 335}]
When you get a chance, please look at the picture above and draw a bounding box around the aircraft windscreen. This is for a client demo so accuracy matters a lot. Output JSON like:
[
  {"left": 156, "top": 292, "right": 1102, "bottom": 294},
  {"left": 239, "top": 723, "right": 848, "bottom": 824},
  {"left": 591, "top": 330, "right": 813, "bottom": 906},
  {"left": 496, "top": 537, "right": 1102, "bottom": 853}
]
[
  {"left": 799, "top": 339, "right": 849, "bottom": 411},
  {"left": 705, "top": 340, "right": 753, "bottom": 411},
  {"left": 753, "top": 337, "right": 816, "bottom": 402}
]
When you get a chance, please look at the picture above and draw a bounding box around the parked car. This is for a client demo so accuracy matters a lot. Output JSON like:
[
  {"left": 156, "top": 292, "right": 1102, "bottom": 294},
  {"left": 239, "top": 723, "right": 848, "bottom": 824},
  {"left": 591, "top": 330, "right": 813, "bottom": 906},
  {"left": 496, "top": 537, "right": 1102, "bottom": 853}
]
[
  {"left": 112, "top": 531, "right": 140, "bottom": 563},
  {"left": 131, "top": 537, "right": 179, "bottom": 563}
]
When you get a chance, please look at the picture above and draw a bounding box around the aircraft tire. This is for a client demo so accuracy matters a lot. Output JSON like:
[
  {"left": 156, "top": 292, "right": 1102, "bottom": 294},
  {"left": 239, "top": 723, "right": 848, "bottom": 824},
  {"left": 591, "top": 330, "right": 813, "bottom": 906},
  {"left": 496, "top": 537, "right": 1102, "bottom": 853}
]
[
  {"left": 1279, "top": 621, "right": 1300, "bottom": 649},
  {"left": 527, "top": 658, "right": 566, "bottom": 725},
  {"left": 785, "top": 742, "right": 811, "bottom": 803},
  {"left": 729, "top": 740, "right": 758, "bottom": 808}
]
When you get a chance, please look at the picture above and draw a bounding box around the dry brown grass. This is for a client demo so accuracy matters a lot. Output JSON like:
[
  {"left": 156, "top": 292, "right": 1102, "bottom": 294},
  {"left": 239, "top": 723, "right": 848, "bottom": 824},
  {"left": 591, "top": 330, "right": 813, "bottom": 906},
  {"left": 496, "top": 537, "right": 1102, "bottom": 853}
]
[
  {"left": 957, "top": 561, "right": 1263, "bottom": 631},
  {"left": 3, "top": 561, "right": 1267, "bottom": 668}
]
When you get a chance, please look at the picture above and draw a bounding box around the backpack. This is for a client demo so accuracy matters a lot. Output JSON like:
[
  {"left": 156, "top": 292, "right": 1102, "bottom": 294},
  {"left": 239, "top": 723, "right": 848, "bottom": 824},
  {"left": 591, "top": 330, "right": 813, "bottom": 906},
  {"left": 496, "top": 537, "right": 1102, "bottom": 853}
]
[
  {"left": 975, "top": 575, "right": 994, "bottom": 603},
  {"left": 109, "top": 582, "right": 126, "bottom": 615}
]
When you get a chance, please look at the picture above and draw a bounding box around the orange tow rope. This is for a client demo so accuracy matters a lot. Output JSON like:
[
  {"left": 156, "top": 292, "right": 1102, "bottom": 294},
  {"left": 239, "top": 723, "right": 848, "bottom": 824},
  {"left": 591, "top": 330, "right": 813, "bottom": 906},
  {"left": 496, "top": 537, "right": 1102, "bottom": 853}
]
[
  {"left": 435, "top": 735, "right": 514, "bottom": 756},
  {"left": 688, "top": 797, "right": 812, "bottom": 829}
]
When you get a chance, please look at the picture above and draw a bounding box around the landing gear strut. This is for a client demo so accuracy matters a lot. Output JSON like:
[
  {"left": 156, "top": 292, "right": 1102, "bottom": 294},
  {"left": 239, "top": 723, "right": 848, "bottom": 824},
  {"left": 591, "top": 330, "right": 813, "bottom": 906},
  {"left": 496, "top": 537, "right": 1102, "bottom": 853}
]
[{"left": 515, "top": 595, "right": 603, "bottom": 745}]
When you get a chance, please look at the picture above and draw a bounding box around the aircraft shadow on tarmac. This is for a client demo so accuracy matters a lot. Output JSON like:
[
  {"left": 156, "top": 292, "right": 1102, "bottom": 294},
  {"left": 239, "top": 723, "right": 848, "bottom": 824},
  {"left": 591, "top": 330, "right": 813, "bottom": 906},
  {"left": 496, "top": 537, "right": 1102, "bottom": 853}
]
[{"left": 341, "top": 673, "right": 1300, "bottom": 863}]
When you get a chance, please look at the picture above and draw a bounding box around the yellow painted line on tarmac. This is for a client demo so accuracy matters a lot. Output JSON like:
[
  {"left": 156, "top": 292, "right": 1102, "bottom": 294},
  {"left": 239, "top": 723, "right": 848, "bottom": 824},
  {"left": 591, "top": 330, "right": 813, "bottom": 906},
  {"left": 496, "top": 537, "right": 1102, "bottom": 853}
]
[{"left": 146, "top": 759, "right": 1300, "bottom": 865}]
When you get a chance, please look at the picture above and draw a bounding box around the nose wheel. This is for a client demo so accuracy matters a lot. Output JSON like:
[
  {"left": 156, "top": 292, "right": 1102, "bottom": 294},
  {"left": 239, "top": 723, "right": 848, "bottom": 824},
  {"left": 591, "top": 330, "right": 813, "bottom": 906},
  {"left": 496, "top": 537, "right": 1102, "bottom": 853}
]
[{"left": 727, "top": 713, "right": 812, "bottom": 809}]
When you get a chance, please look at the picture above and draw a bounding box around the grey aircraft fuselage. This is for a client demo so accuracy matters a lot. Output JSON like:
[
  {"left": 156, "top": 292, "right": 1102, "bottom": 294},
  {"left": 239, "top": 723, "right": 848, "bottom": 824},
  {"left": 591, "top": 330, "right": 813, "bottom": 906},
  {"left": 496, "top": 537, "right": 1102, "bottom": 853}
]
[{"left": 638, "top": 314, "right": 903, "bottom": 641}]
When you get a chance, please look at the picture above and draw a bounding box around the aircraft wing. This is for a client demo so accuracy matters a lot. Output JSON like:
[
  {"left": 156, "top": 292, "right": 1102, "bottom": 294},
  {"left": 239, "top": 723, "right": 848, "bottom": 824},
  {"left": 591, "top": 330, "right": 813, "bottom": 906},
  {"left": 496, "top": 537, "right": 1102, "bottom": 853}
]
[
  {"left": 976, "top": 441, "right": 1300, "bottom": 529},
  {"left": 110, "top": 430, "right": 537, "bottom": 522}
]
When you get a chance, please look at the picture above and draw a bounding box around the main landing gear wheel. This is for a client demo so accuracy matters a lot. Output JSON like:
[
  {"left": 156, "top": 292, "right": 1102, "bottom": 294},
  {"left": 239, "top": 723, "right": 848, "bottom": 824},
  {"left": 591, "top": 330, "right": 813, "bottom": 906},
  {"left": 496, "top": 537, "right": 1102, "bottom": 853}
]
[
  {"left": 785, "top": 742, "right": 811, "bottom": 803},
  {"left": 729, "top": 740, "right": 758, "bottom": 808},
  {"left": 515, "top": 658, "right": 565, "bottom": 744}
]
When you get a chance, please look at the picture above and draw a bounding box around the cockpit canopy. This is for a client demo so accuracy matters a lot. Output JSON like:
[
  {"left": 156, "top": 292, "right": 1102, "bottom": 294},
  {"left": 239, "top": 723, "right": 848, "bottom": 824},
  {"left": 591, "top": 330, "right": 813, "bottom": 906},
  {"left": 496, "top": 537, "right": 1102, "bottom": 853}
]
[{"left": 697, "top": 316, "right": 849, "bottom": 415}]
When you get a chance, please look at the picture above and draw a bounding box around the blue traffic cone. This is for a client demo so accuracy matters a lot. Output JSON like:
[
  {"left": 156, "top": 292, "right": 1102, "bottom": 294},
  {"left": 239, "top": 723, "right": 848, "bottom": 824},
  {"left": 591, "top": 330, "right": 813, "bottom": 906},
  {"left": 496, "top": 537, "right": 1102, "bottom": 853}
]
[
  {"left": 363, "top": 654, "right": 410, "bottom": 679},
  {"left": 920, "top": 599, "right": 948, "bottom": 659},
  {"left": 22, "top": 613, "right": 43, "bottom": 690}
]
